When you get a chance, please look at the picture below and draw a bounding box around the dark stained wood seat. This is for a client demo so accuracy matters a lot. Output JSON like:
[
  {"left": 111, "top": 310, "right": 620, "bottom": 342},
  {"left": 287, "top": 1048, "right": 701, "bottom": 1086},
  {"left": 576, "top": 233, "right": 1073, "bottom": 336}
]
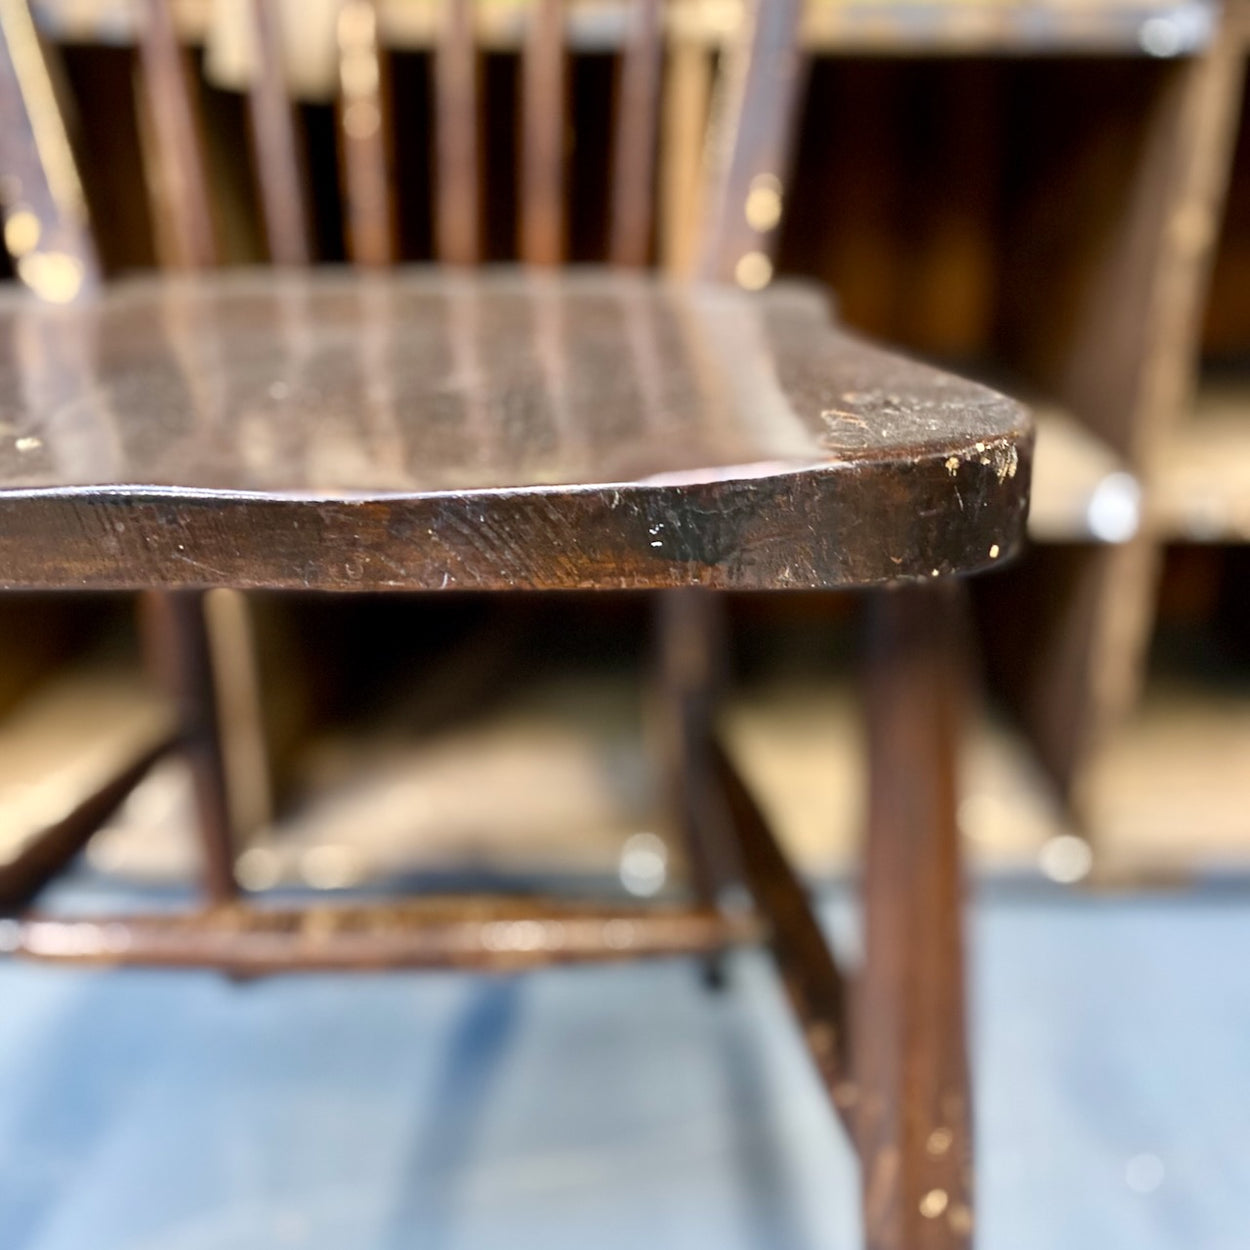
[{"left": 0, "top": 270, "right": 1028, "bottom": 592}]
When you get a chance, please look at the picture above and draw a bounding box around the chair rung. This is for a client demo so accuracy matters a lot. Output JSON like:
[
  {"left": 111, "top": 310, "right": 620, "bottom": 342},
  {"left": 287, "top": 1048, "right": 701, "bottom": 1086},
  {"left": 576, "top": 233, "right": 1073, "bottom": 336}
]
[{"left": 4, "top": 896, "right": 761, "bottom": 974}]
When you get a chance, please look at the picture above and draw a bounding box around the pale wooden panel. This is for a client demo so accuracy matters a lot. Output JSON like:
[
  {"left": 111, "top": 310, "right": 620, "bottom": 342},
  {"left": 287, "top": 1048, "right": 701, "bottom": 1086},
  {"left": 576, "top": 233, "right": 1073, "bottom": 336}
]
[
  {"left": 0, "top": 663, "right": 173, "bottom": 870},
  {"left": 658, "top": 36, "right": 711, "bottom": 275},
  {"left": 91, "top": 666, "right": 1070, "bottom": 887},
  {"left": 1088, "top": 676, "right": 1250, "bottom": 879},
  {"left": 1153, "top": 379, "right": 1250, "bottom": 540},
  {"left": 1029, "top": 406, "right": 1141, "bottom": 544}
]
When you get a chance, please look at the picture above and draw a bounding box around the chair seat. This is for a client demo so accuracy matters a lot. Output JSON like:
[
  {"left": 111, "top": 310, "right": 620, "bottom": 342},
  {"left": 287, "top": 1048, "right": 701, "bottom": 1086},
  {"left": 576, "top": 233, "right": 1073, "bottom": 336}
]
[{"left": 0, "top": 267, "right": 1030, "bottom": 592}]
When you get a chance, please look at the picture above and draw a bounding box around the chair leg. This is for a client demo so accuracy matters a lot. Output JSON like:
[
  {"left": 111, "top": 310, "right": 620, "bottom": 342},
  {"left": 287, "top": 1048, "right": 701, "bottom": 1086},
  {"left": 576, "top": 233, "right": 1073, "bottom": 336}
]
[
  {"left": 855, "top": 584, "right": 974, "bottom": 1250},
  {"left": 140, "top": 590, "right": 237, "bottom": 903},
  {"left": 653, "top": 589, "right": 739, "bottom": 984}
]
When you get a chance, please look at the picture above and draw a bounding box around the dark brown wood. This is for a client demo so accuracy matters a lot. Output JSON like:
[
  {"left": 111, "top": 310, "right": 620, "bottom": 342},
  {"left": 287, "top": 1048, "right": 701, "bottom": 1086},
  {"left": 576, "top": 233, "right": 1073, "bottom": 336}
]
[
  {"left": 607, "top": 0, "right": 662, "bottom": 268},
  {"left": 337, "top": 0, "right": 395, "bottom": 267},
  {"left": 654, "top": 589, "right": 737, "bottom": 912},
  {"left": 246, "top": 0, "right": 312, "bottom": 265},
  {"left": 434, "top": 0, "right": 481, "bottom": 265},
  {"left": 711, "top": 736, "right": 851, "bottom": 1105},
  {"left": 519, "top": 0, "right": 566, "bottom": 266},
  {"left": 0, "top": 18, "right": 1037, "bottom": 1246},
  {"left": 136, "top": 0, "right": 218, "bottom": 269},
  {"left": 0, "top": 270, "right": 1031, "bottom": 593},
  {"left": 140, "top": 590, "right": 237, "bottom": 903},
  {"left": 697, "top": 0, "right": 806, "bottom": 286},
  {"left": 855, "top": 584, "right": 974, "bottom": 1250},
  {"left": 0, "top": 0, "right": 100, "bottom": 301},
  {"left": 7, "top": 897, "right": 761, "bottom": 973},
  {"left": 0, "top": 736, "right": 172, "bottom": 910}
]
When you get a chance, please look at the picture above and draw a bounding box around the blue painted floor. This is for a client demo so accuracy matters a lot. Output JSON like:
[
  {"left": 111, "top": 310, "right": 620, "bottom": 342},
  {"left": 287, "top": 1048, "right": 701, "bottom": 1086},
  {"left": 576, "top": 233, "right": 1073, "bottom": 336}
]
[{"left": 1, "top": 888, "right": 1248, "bottom": 1249}]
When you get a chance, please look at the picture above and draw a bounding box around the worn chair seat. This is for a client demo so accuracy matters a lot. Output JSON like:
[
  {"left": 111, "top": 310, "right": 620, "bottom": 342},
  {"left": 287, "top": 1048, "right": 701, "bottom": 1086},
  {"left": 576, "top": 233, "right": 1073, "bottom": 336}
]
[{"left": 0, "top": 268, "right": 1030, "bottom": 593}]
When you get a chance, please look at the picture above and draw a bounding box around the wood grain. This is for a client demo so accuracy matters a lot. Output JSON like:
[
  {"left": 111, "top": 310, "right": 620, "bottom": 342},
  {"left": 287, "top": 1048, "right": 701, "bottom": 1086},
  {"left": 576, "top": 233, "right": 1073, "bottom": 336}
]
[
  {"left": 856, "top": 584, "right": 973, "bottom": 1250},
  {"left": 0, "top": 269, "right": 1031, "bottom": 592}
]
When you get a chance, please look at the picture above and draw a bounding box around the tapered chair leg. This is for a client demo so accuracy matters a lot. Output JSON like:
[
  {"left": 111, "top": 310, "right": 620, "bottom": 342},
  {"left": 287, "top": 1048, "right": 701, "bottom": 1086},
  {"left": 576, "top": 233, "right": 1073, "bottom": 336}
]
[
  {"left": 653, "top": 588, "right": 739, "bottom": 986},
  {"left": 855, "top": 583, "right": 974, "bottom": 1250},
  {"left": 140, "top": 590, "right": 237, "bottom": 903}
]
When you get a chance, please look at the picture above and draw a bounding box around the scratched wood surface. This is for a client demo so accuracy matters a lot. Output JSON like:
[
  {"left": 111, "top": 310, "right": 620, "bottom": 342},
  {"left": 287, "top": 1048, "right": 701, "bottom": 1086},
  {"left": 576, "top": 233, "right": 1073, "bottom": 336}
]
[{"left": 0, "top": 268, "right": 1030, "bottom": 593}]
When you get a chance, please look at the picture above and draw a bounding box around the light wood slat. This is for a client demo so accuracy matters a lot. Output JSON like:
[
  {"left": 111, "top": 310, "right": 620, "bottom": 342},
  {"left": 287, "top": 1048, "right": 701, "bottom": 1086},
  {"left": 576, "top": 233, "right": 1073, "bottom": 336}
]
[
  {"left": 607, "top": 0, "right": 661, "bottom": 268},
  {"left": 336, "top": 0, "right": 394, "bottom": 265},
  {"left": 0, "top": 0, "right": 99, "bottom": 301},
  {"left": 1028, "top": 405, "right": 1140, "bottom": 544},
  {"left": 1088, "top": 672, "right": 1250, "bottom": 881},
  {"left": 434, "top": 0, "right": 481, "bottom": 264},
  {"left": 519, "top": 0, "right": 566, "bottom": 266},
  {"left": 658, "top": 36, "right": 711, "bottom": 274},
  {"left": 246, "top": 0, "right": 312, "bottom": 265},
  {"left": 696, "top": 0, "right": 805, "bottom": 286},
  {"left": 136, "top": 0, "right": 218, "bottom": 268},
  {"left": 1154, "top": 380, "right": 1250, "bottom": 540}
]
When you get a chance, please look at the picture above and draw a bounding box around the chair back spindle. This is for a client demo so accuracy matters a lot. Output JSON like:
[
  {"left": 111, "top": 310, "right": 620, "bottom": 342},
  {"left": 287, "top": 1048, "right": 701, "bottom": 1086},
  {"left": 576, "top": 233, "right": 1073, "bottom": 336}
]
[
  {"left": 607, "top": 0, "right": 662, "bottom": 268},
  {"left": 3, "top": 0, "right": 808, "bottom": 289},
  {"left": 435, "top": 0, "right": 482, "bottom": 265},
  {"left": 696, "top": 0, "right": 806, "bottom": 286},
  {"left": 519, "top": 0, "right": 567, "bottom": 266},
  {"left": 337, "top": 0, "right": 394, "bottom": 266},
  {"left": 246, "top": 0, "right": 312, "bottom": 265},
  {"left": 658, "top": 33, "right": 711, "bottom": 275},
  {"left": 0, "top": 0, "right": 98, "bottom": 300},
  {"left": 136, "top": 0, "right": 218, "bottom": 269}
]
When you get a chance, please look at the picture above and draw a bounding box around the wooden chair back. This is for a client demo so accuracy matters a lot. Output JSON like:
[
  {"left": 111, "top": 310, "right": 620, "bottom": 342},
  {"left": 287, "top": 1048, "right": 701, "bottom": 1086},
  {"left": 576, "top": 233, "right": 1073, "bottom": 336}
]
[{"left": 1, "top": 0, "right": 810, "bottom": 294}]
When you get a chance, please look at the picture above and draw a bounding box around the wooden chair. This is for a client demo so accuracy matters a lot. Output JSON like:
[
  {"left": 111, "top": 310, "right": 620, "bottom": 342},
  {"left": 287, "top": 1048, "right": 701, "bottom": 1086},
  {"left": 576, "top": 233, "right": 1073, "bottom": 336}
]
[{"left": 0, "top": 2, "right": 1031, "bottom": 1246}]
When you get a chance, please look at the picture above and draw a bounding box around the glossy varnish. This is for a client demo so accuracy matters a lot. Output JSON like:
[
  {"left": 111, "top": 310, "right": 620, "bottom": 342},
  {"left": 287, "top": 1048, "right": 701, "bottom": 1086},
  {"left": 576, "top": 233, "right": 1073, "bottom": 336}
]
[{"left": 0, "top": 269, "right": 1029, "bottom": 592}]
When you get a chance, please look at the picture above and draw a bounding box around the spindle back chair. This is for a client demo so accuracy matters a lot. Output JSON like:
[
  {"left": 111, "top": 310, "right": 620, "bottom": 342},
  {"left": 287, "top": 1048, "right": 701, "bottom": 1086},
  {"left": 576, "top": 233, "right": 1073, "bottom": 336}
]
[{"left": 0, "top": 4, "right": 1032, "bottom": 1247}]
